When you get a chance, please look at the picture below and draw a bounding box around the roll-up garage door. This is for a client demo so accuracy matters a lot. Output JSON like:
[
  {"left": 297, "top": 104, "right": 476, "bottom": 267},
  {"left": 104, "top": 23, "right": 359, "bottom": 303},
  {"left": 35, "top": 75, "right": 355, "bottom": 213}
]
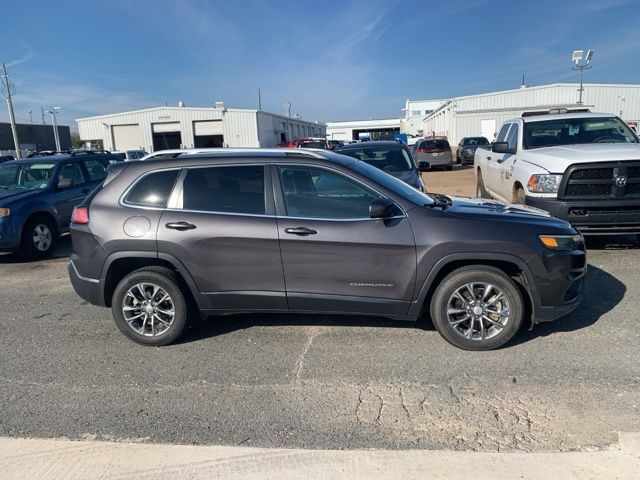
[
  {"left": 194, "top": 120, "right": 223, "bottom": 136},
  {"left": 152, "top": 122, "right": 181, "bottom": 133},
  {"left": 112, "top": 124, "right": 141, "bottom": 150}
]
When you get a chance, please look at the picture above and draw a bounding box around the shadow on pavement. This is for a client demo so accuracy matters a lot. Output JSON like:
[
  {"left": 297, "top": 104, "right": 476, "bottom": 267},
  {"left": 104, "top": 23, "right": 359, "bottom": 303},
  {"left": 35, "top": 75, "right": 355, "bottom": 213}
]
[
  {"left": 0, "top": 235, "right": 72, "bottom": 264},
  {"left": 511, "top": 263, "right": 626, "bottom": 346}
]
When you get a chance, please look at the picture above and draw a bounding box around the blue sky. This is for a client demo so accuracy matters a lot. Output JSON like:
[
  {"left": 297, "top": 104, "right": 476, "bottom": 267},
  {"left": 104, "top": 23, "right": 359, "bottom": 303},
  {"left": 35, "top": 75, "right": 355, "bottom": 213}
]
[{"left": 2, "top": 0, "right": 640, "bottom": 129}]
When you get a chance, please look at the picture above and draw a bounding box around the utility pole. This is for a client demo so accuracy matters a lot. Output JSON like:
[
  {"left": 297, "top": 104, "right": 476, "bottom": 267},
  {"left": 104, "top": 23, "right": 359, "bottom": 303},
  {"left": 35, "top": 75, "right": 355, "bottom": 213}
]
[
  {"left": 258, "top": 88, "right": 262, "bottom": 111},
  {"left": 41, "top": 106, "right": 46, "bottom": 125},
  {"left": 1, "top": 62, "right": 22, "bottom": 158},
  {"left": 28, "top": 110, "right": 33, "bottom": 124}
]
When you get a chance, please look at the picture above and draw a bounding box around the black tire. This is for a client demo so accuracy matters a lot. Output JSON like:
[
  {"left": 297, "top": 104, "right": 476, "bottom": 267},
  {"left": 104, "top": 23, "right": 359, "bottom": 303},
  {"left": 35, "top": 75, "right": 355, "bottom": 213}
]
[
  {"left": 513, "top": 186, "right": 526, "bottom": 204},
  {"left": 476, "top": 171, "right": 490, "bottom": 199},
  {"left": 430, "top": 266, "right": 524, "bottom": 351},
  {"left": 21, "top": 215, "right": 56, "bottom": 259},
  {"left": 111, "top": 267, "right": 189, "bottom": 346},
  {"left": 446, "top": 164, "right": 453, "bottom": 171}
]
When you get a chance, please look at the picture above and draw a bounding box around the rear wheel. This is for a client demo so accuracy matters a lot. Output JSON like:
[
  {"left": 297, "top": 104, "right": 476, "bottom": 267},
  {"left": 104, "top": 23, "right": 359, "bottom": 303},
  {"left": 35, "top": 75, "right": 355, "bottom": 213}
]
[
  {"left": 111, "top": 267, "right": 189, "bottom": 346},
  {"left": 21, "top": 215, "right": 56, "bottom": 259},
  {"left": 476, "top": 171, "right": 490, "bottom": 199}
]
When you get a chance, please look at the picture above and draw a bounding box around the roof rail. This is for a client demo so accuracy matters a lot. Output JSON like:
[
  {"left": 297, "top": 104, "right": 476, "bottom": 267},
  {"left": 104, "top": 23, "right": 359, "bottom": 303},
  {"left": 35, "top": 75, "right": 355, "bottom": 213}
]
[{"left": 285, "top": 148, "right": 327, "bottom": 159}]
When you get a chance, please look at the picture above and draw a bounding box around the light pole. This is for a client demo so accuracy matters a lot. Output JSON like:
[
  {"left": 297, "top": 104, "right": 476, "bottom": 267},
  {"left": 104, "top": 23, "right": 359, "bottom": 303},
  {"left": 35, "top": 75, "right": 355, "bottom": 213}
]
[
  {"left": 47, "top": 106, "right": 62, "bottom": 152},
  {"left": 28, "top": 110, "right": 33, "bottom": 124},
  {"left": 1, "top": 62, "right": 21, "bottom": 158},
  {"left": 571, "top": 49, "right": 593, "bottom": 105}
]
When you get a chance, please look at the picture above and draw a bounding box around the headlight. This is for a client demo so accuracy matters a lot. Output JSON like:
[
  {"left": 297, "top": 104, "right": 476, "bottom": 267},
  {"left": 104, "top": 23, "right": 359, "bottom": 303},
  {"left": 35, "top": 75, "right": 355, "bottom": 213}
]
[
  {"left": 539, "top": 234, "right": 584, "bottom": 251},
  {"left": 527, "top": 174, "right": 562, "bottom": 193},
  {"left": 0, "top": 208, "right": 9, "bottom": 218}
]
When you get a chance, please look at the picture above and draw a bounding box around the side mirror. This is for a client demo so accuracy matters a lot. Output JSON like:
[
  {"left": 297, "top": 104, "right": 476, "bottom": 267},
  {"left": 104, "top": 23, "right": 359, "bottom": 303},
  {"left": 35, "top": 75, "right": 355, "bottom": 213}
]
[
  {"left": 492, "top": 142, "right": 515, "bottom": 154},
  {"left": 57, "top": 178, "right": 73, "bottom": 189},
  {"left": 369, "top": 198, "right": 398, "bottom": 219},
  {"left": 418, "top": 160, "right": 431, "bottom": 172}
]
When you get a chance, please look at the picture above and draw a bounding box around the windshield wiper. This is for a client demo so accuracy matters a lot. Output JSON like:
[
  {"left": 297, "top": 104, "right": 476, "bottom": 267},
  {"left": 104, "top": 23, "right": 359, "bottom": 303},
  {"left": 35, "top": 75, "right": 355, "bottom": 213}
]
[{"left": 428, "top": 193, "right": 453, "bottom": 209}]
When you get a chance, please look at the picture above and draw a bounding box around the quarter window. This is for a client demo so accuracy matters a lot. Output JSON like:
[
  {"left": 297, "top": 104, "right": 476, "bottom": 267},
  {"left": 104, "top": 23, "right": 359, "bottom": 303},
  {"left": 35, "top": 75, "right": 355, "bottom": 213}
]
[
  {"left": 278, "top": 166, "right": 378, "bottom": 219},
  {"left": 83, "top": 159, "right": 107, "bottom": 181},
  {"left": 124, "top": 170, "right": 179, "bottom": 207},
  {"left": 182, "top": 165, "right": 265, "bottom": 215}
]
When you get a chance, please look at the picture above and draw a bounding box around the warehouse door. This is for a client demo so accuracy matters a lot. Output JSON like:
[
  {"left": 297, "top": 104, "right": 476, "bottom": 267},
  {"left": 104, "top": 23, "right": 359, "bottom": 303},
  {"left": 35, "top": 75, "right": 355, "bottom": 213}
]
[
  {"left": 112, "top": 124, "right": 142, "bottom": 150},
  {"left": 481, "top": 120, "right": 497, "bottom": 142},
  {"left": 152, "top": 122, "right": 182, "bottom": 151},
  {"left": 193, "top": 120, "right": 224, "bottom": 148}
]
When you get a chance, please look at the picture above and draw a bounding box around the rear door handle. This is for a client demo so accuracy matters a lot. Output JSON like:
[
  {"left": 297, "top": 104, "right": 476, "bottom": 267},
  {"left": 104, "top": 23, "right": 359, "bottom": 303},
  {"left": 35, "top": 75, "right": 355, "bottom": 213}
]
[
  {"left": 165, "top": 221, "right": 197, "bottom": 231},
  {"left": 285, "top": 227, "right": 317, "bottom": 236}
]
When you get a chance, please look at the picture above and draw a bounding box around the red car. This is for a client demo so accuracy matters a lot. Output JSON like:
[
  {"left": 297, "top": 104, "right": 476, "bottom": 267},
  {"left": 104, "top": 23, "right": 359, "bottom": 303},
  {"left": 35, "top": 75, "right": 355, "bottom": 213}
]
[{"left": 277, "top": 137, "right": 329, "bottom": 149}]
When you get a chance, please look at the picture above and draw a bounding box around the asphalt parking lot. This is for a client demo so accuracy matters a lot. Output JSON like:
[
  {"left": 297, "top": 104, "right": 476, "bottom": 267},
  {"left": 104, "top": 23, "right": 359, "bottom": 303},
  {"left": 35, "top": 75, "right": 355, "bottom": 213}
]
[{"left": 1, "top": 167, "right": 639, "bottom": 452}]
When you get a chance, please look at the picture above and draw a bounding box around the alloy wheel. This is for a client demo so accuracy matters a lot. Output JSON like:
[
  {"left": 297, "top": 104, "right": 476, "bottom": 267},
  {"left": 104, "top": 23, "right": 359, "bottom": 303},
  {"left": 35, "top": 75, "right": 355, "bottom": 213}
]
[
  {"left": 32, "top": 224, "right": 52, "bottom": 252},
  {"left": 446, "top": 282, "right": 510, "bottom": 341},
  {"left": 122, "top": 283, "right": 175, "bottom": 337}
]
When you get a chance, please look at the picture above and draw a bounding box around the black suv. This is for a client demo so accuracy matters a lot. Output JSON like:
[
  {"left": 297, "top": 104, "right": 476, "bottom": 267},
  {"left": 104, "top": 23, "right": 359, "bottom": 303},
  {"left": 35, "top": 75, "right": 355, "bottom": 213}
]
[{"left": 69, "top": 149, "right": 586, "bottom": 350}]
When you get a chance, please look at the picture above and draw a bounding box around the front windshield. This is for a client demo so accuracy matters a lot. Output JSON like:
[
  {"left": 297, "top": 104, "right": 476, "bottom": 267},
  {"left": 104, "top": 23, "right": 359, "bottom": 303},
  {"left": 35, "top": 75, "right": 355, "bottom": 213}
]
[
  {"left": 350, "top": 159, "right": 433, "bottom": 206},
  {"left": 0, "top": 162, "right": 56, "bottom": 190},
  {"left": 524, "top": 117, "right": 639, "bottom": 149},
  {"left": 339, "top": 147, "right": 415, "bottom": 173}
]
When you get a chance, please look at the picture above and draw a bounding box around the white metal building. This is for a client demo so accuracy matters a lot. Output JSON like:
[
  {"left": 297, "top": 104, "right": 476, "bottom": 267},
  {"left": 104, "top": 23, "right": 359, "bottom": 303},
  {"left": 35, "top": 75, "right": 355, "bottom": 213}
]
[
  {"left": 401, "top": 98, "right": 447, "bottom": 136},
  {"left": 76, "top": 103, "right": 326, "bottom": 152},
  {"left": 421, "top": 83, "right": 640, "bottom": 144},
  {"left": 325, "top": 118, "right": 401, "bottom": 142}
]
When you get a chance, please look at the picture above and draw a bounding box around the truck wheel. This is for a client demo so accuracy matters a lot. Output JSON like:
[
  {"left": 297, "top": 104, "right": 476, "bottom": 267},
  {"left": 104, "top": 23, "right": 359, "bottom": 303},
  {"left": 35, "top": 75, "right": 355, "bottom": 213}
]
[
  {"left": 513, "top": 186, "right": 526, "bottom": 204},
  {"left": 476, "top": 171, "right": 490, "bottom": 199},
  {"left": 21, "top": 215, "right": 56, "bottom": 259},
  {"left": 430, "top": 266, "right": 524, "bottom": 351},
  {"left": 111, "top": 267, "right": 189, "bottom": 346}
]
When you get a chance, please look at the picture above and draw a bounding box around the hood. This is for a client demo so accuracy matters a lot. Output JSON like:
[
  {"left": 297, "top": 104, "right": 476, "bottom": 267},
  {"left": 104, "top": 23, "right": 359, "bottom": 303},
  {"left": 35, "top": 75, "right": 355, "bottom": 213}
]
[
  {"left": 521, "top": 143, "right": 640, "bottom": 173},
  {"left": 433, "top": 195, "right": 574, "bottom": 231},
  {"left": 0, "top": 188, "right": 43, "bottom": 204}
]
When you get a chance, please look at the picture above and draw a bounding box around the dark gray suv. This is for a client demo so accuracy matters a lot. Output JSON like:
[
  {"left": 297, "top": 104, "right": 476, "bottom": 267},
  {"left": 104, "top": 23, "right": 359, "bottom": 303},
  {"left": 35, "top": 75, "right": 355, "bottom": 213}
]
[{"left": 69, "top": 149, "right": 586, "bottom": 350}]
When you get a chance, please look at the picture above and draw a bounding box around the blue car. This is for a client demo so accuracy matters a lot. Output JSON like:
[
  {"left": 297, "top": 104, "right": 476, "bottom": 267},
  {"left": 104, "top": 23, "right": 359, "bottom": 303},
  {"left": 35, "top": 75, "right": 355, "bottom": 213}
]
[{"left": 0, "top": 153, "right": 118, "bottom": 258}]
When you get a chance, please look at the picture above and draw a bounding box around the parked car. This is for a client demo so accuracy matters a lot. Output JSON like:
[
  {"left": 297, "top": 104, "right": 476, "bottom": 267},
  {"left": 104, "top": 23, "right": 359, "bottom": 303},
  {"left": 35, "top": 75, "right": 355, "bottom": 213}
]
[
  {"left": 68, "top": 148, "right": 585, "bottom": 351},
  {"left": 456, "top": 137, "right": 490, "bottom": 165},
  {"left": 278, "top": 137, "right": 329, "bottom": 149},
  {"left": 412, "top": 138, "right": 453, "bottom": 170},
  {"left": 113, "top": 150, "right": 147, "bottom": 161},
  {"left": 334, "top": 140, "right": 428, "bottom": 191},
  {"left": 474, "top": 112, "right": 640, "bottom": 236},
  {"left": 0, "top": 152, "right": 113, "bottom": 258}
]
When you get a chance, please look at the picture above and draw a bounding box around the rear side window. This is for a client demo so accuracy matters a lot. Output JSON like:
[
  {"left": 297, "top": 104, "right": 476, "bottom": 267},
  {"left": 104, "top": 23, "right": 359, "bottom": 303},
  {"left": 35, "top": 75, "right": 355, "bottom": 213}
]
[
  {"left": 124, "top": 170, "right": 179, "bottom": 207},
  {"left": 422, "top": 139, "right": 450, "bottom": 149},
  {"left": 182, "top": 165, "right": 265, "bottom": 215}
]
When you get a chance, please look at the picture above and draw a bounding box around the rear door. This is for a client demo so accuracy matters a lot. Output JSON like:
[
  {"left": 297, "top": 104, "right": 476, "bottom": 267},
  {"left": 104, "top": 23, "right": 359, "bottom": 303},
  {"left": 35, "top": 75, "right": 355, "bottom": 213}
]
[
  {"left": 54, "top": 161, "right": 92, "bottom": 228},
  {"left": 157, "top": 163, "right": 286, "bottom": 311},
  {"left": 274, "top": 164, "right": 416, "bottom": 316}
]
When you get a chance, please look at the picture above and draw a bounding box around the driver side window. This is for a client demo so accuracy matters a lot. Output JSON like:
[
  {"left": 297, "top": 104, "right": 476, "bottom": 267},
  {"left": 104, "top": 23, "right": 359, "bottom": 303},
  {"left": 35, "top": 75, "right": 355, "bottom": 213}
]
[
  {"left": 279, "top": 166, "right": 379, "bottom": 219},
  {"left": 496, "top": 124, "right": 511, "bottom": 143},
  {"left": 59, "top": 163, "right": 86, "bottom": 187},
  {"left": 506, "top": 124, "right": 519, "bottom": 152}
]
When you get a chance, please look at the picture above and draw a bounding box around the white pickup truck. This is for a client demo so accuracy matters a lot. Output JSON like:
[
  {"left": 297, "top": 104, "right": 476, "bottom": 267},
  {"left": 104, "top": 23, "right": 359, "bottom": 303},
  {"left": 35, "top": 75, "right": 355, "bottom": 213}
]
[{"left": 474, "top": 112, "right": 640, "bottom": 235}]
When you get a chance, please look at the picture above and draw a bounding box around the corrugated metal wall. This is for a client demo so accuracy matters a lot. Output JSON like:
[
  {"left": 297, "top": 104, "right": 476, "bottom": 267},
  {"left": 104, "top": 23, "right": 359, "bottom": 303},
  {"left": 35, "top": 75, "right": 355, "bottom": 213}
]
[
  {"left": 423, "top": 84, "right": 640, "bottom": 144},
  {"left": 78, "top": 107, "right": 325, "bottom": 151}
]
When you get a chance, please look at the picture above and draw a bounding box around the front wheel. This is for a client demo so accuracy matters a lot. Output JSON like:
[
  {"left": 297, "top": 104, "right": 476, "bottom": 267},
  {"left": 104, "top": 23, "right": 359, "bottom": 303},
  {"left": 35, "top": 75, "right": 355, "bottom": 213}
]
[
  {"left": 430, "top": 266, "right": 524, "bottom": 350},
  {"left": 111, "top": 267, "right": 189, "bottom": 346}
]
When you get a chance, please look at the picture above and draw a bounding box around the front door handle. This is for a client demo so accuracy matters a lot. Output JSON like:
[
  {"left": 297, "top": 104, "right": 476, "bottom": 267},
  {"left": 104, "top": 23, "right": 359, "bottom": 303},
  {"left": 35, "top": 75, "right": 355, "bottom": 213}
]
[
  {"left": 285, "top": 227, "right": 317, "bottom": 236},
  {"left": 165, "top": 221, "right": 197, "bottom": 231}
]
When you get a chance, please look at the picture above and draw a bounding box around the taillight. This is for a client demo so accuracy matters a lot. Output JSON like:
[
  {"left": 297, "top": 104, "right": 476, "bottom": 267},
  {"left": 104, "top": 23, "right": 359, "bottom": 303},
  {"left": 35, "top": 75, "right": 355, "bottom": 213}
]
[
  {"left": 71, "top": 206, "right": 89, "bottom": 224},
  {"left": 416, "top": 148, "right": 428, "bottom": 153}
]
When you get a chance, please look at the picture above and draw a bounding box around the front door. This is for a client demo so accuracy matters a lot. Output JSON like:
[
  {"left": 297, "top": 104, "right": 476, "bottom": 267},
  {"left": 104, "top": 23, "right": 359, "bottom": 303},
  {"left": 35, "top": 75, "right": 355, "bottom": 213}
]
[
  {"left": 274, "top": 165, "right": 416, "bottom": 317},
  {"left": 484, "top": 123, "right": 511, "bottom": 201},
  {"left": 157, "top": 164, "right": 286, "bottom": 311},
  {"left": 495, "top": 122, "right": 520, "bottom": 202}
]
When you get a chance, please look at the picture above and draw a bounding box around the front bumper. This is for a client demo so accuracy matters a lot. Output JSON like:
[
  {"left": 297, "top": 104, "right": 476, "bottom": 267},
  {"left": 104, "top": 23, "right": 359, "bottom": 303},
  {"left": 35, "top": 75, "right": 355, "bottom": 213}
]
[
  {"left": 68, "top": 260, "right": 105, "bottom": 306},
  {"left": 525, "top": 195, "right": 640, "bottom": 235}
]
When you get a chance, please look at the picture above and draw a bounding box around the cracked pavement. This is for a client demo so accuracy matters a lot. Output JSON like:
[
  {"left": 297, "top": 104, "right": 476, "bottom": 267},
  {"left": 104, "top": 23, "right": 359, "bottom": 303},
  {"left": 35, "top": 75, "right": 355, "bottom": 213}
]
[{"left": 0, "top": 236, "right": 639, "bottom": 452}]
